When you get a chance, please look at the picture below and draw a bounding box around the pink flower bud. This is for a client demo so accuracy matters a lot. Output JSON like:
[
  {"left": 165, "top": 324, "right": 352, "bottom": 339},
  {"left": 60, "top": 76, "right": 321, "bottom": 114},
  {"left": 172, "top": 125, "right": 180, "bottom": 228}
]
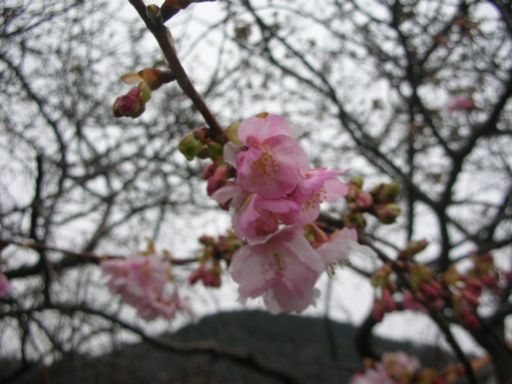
[
  {"left": 461, "top": 288, "right": 480, "bottom": 308},
  {"left": 202, "top": 163, "right": 217, "bottom": 180},
  {"left": 420, "top": 281, "right": 441, "bottom": 300},
  {"left": 403, "top": 291, "right": 423, "bottom": 311},
  {"left": 112, "top": 87, "right": 146, "bottom": 118},
  {"left": 382, "top": 287, "right": 396, "bottom": 312},
  {"left": 372, "top": 299, "right": 384, "bottom": 322},
  {"left": 356, "top": 191, "right": 374, "bottom": 209},
  {"left": 481, "top": 274, "right": 496, "bottom": 288},
  {"left": 459, "top": 308, "right": 480, "bottom": 330},
  {"left": 447, "top": 96, "right": 476, "bottom": 112},
  {"left": 189, "top": 264, "right": 221, "bottom": 288},
  {"left": 207, "top": 165, "right": 232, "bottom": 196},
  {"left": 373, "top": 204, "right": 401, "bottom": 224}
]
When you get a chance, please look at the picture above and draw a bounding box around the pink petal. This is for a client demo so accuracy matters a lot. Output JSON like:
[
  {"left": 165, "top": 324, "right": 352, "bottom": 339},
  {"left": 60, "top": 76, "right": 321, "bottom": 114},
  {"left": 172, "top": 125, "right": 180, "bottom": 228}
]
[
  {"left": 223, "top": 142, "right": 240, "bottom": 167},
  {"left": 280, "top": 227, "right": 324, "bottom": 272},
  {"left": 211, "top": 184, "right": 238, "bottom": 205},
  {"left": 256, "top": 197, "right": 299, "bottom": 213},
  {"left": 264, "top": 135, "right": 309, "bottom": 170},
  {"left": 270, "top": 268, "right": 319, "bottom": 313},
  {"left": 230, "top": 244, "right": 275, "bottom": 298},
  {"left": 324, "top": 178, "right": 348, "bottom": 202},
  {"left": 238, "top": 114, "right": 292, "bottom": 145}
]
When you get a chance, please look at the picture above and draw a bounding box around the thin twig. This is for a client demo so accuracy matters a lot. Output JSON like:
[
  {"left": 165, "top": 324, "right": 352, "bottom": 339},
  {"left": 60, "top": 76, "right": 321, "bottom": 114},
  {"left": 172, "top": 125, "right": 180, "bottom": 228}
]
[{"left": 128, "top": 0, "right": 225, "bottom": 141}]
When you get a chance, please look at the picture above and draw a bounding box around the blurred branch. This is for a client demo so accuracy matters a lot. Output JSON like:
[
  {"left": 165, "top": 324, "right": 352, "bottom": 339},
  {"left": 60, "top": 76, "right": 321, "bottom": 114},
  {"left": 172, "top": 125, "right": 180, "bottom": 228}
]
[{"left": 2, "top": 237, "right": 199, "bottom": 280}]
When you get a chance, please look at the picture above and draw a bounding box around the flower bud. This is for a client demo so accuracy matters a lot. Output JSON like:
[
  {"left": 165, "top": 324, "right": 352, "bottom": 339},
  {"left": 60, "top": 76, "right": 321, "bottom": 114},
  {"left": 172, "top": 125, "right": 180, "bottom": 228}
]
[
  {"left": 112, "top": 87, "right": 146, "bottom": 118},
  {"left": 459, "top": 308, "right": 480, "bottom": 329},
  {"left": 225, "top": 121, "right": 242, "bottom": 145},
  {"left": 442, "top": 266, "right": 460, "bottom": 286},
  {"left": 372, "top": 182, "right": 401, "bottom": 203},
  {"left": 382, "top": 287, "right": 396, "bottom": 312},
  {"left": 207, "top": 165, "right": 231, "bottom": 196},
  {"left": 138, "top": 68, "right": 174, "bottom": 90},
  {"left": 146, "top": 4, "right": 163, "bottom": 26},
  {"left": 349, "top": 177, "right": 364, "bottom": 189},
  {"left": 374, "top": 203, "right": 401, "bottom": 224},
  {"left": 343, "top": 211, "right": 366, "bottom": 229},
  {"left": 207, "top": 141, "right": 224, "bottom": 161},
  {"left": 403, "top": 291, "right": 422, "bottom": 311},
  {"left": 202, "top": 163, "right": 217, "bottom": 180},
  {"left": 447, "top": 96, "right": 476, "bottom": 112},
  {"left": 399, "top": 239, "right": 428, "bottom": 260},
  {"left": 372, "top": 299, "right": 384, "bottom": 322},
  {"left": 356, "top": 191, "right": 374, "bottom": 209},
  {"left": 178, "top": 132, "right": 204, "bottom": 161}
]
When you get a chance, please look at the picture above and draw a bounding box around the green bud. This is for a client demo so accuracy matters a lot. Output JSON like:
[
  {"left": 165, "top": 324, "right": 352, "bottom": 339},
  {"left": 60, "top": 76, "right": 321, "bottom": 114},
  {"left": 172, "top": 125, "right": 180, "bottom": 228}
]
[
  {"left": 207, "top": 141, "right": 224, "bottom": 161},
  {"left": 146, "top": 4, "right": 163, "bottom": 27},
  {"left": 349, "top": 177, "right": 364, "bottom": 189},
  {"left": 399, "top": 239, "right": 428, "bottom": 259},
  {"left": 178, "top": 132, "right": 203, "bottom": 161},
  {"left": 373, "top": 182, "right": 401, "bottom": 203},
  {"left": 225, "top": 122, "right": 242, "bottom": 145}
]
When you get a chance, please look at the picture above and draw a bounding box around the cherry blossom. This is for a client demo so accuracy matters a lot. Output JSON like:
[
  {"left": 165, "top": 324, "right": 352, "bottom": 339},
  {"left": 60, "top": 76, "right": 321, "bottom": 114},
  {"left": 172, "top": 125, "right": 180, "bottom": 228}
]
[
  {"left": 229, "top": 226, "right": 323, "bottom": 313},
  {"left": 101, "top": 254, "right": 179, "bottom": 320},
  {"left": 232, "top": 114, "right": 309, "bottom": 199},
  {"left": 233, "top": 194, "right": 300, "bottom": 245},
  {"left": 282, "top": 168, "right": 348, "bottom": 225},
  {"left": 230, "top": 225, "right": 375, "bottom": 312},
  {"left": 351, "top": 364, "right": 394, "bottom": 384},
  {"left": 382, "top": 351, "right": 420, "bottom": 378}
]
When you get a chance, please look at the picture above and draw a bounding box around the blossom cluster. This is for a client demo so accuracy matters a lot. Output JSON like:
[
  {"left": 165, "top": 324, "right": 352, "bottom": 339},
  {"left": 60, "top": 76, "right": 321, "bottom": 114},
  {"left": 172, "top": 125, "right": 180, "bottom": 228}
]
[
  {"left": 371, "top": 245, "right": 512, "bottom": 330},
  {"left": 205, "top": 114, "right": 374, "bottom": 313},
  {"left": 351, "top": 352, "right": 420, "bottom": 384},
  {"left": 350, "top": 350, "right": 474, "bottom": 384},
  {"left": 101, "top": 253, "right": 183, "bottom": 321}
]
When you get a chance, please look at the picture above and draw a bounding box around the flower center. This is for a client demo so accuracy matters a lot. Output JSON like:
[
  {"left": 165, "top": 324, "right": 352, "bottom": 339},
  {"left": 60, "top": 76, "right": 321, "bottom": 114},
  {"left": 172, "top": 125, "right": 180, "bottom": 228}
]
[
  {"left": 303, "top": 186, "right": 327, "bottom": 210},
  {"left": 250, "top": 150, "right": 278, "bottom": 183}
]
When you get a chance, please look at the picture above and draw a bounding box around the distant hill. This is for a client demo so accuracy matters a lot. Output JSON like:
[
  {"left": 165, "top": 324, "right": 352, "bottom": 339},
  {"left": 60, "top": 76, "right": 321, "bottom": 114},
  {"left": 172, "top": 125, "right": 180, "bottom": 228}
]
[{"left": 1, "top": 310, "right": 477, "bottom": 384}]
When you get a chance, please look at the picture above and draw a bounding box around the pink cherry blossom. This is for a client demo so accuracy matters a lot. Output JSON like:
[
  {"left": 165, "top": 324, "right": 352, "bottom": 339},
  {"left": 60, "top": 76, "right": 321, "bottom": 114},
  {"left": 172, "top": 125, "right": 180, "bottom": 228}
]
[
  {"left": 351, "top": 364, "right": 394, "bottom": 384},
  {"left": 282, "top": 169, "right": 348, "bottom": 225},
  {"left": 382, "top": 351, "right": 420, "bottom": 377},
  {"left": 229, "top": 226, "right": 324, "bottom": 313},
  {"left": 137, "top": 290, "right": 184, "bottom": 321},
  {"left": 316, "top": 228, "right": 368, "bottom": 267},
  {"left": 234, "top": 194, "right": 299, "bottom": 245},
  {"left": 101, "top": 254, "right": 178, "bottom": 320},
  {"left": 0, "top": 271, "right": 10, "bottom": 298},
  {"left": 236, "top": 135, "right": 309, "bottom": 198}
]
